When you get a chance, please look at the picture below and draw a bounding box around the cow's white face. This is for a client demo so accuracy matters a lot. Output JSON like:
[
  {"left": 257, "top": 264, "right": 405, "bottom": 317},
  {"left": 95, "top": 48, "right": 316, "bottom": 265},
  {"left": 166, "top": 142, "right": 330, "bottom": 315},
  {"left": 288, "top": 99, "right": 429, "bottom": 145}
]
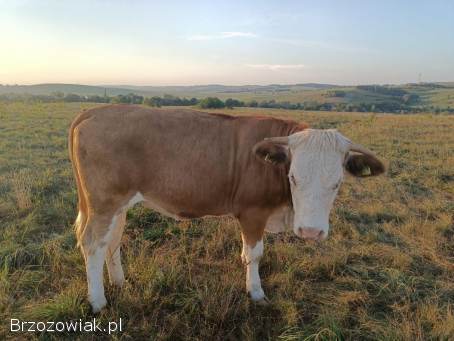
[
  {"left": 287, "top": 130, "right": 349, "bottom": 240},
  {"left": 254, "top": 129, "right": 385, "bottom": 242}
]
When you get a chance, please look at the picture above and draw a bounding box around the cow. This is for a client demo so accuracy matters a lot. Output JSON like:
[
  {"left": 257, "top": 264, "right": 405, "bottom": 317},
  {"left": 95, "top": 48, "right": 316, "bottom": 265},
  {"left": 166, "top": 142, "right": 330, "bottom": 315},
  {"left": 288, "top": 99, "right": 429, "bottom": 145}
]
[{"left": 68, "top": 104, "right": 385, "bottom": 312}]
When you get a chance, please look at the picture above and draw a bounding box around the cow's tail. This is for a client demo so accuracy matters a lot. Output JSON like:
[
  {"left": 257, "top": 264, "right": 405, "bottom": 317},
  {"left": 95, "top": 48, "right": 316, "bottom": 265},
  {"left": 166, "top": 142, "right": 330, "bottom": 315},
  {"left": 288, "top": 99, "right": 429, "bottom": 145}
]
[{"left": 68, "top": 111, "right": 91, "bottom": 248}]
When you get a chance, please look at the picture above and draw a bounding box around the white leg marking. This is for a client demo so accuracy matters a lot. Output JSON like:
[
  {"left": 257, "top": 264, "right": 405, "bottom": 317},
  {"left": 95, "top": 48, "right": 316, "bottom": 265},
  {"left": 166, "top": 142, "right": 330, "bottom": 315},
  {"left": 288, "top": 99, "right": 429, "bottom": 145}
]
[
  {"left": 242, "top": 238, "right": 265, "bottom": 301},
  {"left": 87, "top": 245, "right": 108, "bottom": 312},
  {"left": 86, "top": 214, "right": 118, "bottom": 312}
]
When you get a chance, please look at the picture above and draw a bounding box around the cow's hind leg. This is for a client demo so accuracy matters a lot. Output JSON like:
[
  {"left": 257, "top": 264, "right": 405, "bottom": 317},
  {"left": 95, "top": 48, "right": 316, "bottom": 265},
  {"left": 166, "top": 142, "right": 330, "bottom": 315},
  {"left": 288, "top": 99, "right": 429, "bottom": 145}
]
[
  {"left": 239, "top": 210, "right": 268, "bottom": 304},
  {"left": 106, "top": 211, "right": 126, "bottom": 286},
  {"left": 79, "top": 212, "right": 118, "bottom": 313}
]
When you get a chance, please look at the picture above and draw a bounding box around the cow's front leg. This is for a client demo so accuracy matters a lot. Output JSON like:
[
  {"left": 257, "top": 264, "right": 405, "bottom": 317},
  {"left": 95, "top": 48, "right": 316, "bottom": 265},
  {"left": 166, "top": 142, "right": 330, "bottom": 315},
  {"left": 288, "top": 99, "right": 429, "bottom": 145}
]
[{"left": 241, "top": 234, "right": 268, "bottom": 304}]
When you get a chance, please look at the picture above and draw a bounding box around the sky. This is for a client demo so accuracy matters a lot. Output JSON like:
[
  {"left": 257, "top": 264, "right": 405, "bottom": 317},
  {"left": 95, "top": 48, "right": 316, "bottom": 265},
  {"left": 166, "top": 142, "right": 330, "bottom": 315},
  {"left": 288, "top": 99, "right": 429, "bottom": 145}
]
[{"left": 1, "top": 0, "right": 454, "bottom": 86}]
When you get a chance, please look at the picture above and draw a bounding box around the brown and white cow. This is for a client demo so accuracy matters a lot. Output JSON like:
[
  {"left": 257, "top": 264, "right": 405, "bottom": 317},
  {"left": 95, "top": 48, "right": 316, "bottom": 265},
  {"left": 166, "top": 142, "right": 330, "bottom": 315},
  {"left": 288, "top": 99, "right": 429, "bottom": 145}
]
[{"left": 69, "top": 104, "right": 384, "bottom": 312}]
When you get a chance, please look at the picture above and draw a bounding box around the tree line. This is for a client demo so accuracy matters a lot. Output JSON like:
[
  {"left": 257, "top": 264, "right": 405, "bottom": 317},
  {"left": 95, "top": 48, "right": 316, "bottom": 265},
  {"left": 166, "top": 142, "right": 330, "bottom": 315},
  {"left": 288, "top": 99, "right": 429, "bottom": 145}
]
[{"left": 0, "top": 92, "right": 453, "bottom": 114}]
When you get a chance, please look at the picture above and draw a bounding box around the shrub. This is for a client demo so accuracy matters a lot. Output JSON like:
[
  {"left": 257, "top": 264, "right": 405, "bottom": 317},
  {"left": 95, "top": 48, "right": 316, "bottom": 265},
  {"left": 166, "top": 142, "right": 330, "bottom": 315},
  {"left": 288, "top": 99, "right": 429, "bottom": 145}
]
[{"left": 199, "top": 97, "right": 225, "bottom": 109}]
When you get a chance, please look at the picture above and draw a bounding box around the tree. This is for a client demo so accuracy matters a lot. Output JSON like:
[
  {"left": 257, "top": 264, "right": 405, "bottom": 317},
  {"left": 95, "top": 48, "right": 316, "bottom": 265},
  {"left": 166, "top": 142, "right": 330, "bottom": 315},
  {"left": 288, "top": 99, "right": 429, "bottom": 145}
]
[
  {"left": 51, "top": 91, "right": 64, "bottom": 99},
  {"left": 144, "top": 96, "right": 162, "bottom": 107},
  {"left": 63, "top": 93, "right": 82, "bottom": 102},
  {"left": 199, "top": 97, "right": 225, "bottom": 109},
  {"left": 225, "top": 98, "right": 244, "bottom": 108},
  {"left": 246, "top": 100, "right": 258, "bottom": 108}
]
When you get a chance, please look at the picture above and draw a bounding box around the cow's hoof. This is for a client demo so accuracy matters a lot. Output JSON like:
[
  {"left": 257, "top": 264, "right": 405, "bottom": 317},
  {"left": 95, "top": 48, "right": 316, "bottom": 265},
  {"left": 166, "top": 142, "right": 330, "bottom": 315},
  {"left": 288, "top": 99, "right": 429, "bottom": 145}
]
[
  {"left": 255, "top": 296, "right": 271, "bottom": 306},
  {"left": 249, "top": 288, "right": 268, "bottom": 304},
  {"left": 89, "top": 296, "right": 107, "bottom": 313},
  {"left": 109, "top": 277, "right": 125, "bottom": 287}
]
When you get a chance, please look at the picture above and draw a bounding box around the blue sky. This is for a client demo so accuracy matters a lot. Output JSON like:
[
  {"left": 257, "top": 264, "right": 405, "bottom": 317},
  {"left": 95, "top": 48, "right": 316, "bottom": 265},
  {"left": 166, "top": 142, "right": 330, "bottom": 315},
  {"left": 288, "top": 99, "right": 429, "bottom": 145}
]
[{"left": 1, "top": 0, "right": 453, "bottom": 85}]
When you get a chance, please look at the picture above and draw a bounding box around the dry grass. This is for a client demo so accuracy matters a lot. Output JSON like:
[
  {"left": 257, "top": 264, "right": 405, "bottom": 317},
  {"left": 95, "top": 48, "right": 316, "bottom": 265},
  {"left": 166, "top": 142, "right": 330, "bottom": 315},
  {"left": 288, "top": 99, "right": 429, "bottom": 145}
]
[
  {"left": 0, "top": 102, "right": 453, "bottom": 340},
  {"left": 9, "top": 169, "right": 36, "bottom": 211}
]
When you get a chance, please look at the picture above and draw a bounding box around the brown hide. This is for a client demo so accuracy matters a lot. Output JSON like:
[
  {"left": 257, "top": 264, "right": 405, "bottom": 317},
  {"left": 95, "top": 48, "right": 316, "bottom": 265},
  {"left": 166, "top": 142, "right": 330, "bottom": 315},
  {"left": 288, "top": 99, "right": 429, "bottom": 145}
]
[{"left": 70, "top": 105, "right": 307, "bottom": 247}]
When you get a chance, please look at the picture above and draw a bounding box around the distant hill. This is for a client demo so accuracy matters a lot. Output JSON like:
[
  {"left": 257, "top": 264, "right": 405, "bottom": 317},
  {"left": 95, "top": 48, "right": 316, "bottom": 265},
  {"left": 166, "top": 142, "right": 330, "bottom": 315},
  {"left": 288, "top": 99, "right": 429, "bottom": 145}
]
[
  {"left": 1, "top": 82, "right": 453, "bottom": 111},
  {"left": 0, "top": 83, "right": 339, "bottom": 97},
  {"left": 110, "top": 83, "right": 338, "bottom": 92},
  {"left": 0, "top": 83, "right": 135, "bottom": 96}
]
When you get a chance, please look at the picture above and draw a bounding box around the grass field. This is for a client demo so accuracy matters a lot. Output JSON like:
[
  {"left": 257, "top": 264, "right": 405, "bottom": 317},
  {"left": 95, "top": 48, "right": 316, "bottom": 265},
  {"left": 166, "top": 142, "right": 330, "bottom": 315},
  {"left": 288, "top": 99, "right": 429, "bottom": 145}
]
[{"left": 1, "top": 102, "right": 454, "bottom": 340}]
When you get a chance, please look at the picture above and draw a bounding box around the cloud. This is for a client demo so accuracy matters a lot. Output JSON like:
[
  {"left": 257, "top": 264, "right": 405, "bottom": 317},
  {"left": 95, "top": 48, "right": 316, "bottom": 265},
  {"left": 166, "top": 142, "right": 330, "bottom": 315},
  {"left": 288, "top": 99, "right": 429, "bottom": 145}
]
[
  {"left": 188, "top": 31, "right": 257, "bottom": 41},
  {"left": 245, "top": 64, "right": 305, "bottom": 71},
  {"left": 268, "top": 37, "right": 375, "bottom": 53}
]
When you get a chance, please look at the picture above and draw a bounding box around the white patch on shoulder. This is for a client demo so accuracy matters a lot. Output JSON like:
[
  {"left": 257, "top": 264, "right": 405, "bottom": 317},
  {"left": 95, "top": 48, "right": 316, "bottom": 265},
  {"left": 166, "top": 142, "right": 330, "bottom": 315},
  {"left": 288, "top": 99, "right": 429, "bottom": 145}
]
[{"left": 265, "top": 205, "right": 294, "bottom": 233}]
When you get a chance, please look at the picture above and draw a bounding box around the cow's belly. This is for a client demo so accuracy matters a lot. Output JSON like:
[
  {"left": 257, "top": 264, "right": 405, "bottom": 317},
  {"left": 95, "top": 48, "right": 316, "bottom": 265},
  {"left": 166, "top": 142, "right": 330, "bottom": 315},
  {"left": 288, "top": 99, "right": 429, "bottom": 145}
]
[
  {"left": 141, "top": 196, "right": 190, "bottom": 221},
  {"left": 138, "top": 192, "right": 223, "bottom": 221}
]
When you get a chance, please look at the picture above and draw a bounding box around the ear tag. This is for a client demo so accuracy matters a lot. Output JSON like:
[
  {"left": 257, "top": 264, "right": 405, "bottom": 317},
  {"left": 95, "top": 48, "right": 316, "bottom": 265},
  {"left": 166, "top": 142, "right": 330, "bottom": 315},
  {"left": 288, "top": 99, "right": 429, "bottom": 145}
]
[{"left": 361, "top": 166, "right": 371, "bottom": 176}]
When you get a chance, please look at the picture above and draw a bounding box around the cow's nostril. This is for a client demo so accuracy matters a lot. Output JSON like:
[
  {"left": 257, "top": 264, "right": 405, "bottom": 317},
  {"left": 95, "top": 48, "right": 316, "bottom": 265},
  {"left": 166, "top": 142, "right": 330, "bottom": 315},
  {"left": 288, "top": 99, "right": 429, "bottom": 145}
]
[{"left": 296, "top": 227, "right": 325, "bottom": 241}]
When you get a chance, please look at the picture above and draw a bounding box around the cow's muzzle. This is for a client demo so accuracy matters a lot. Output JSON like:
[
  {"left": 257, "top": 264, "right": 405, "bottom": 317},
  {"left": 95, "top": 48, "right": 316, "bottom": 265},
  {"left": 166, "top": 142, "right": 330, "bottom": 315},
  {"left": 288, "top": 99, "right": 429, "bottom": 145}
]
[{"left": 295, "top": 227, "right": 326, "bottom": 242}]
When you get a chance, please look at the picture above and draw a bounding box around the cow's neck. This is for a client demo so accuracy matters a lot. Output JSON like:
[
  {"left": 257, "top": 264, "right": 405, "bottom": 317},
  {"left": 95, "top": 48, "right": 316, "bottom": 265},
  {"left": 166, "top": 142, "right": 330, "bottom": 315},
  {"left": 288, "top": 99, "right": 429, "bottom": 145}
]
[{"left": 234, "top": 118, "right": 305, "bottom": 215}]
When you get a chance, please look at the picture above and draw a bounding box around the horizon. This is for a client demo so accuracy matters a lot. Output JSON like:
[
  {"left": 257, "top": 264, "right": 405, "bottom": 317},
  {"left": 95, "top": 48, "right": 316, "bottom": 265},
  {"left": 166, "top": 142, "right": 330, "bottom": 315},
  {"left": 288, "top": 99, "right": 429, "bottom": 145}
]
[
  {"left": 2, "top": 1, "right": 454, "bottom": 85},
  {"left": 0, "top": 80, "right": 454, "bottom": 88},
  {"left": 1, "top": 80, "right": 454, "bottom": 88}
]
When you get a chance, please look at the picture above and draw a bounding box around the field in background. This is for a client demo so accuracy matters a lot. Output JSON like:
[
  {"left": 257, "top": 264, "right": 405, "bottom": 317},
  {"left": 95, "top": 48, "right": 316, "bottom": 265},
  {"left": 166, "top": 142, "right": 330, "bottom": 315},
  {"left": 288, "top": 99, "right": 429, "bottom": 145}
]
[
  {"left": 2, "top": 82, "right": 454, "bottom": 111},
  {"left": 1, "top": 102, "right": 454, "bottom": 340}
]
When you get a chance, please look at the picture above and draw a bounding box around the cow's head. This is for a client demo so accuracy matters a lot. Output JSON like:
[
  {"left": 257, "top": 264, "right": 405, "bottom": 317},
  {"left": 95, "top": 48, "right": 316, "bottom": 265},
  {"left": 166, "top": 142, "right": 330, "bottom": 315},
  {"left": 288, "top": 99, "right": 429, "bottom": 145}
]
[{"left": 253, "top": 129, "right": 385, "bottom": 241}]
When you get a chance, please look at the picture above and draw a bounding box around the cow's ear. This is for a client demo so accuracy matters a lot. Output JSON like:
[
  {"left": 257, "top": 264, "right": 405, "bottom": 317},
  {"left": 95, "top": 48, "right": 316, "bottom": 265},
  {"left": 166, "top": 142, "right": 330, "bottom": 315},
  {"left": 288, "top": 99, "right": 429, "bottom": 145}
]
[
  {"left": 344, "top": 153, "right": 385, "bottom": 177},
  {"left": 253, "top": 139, "right": 290, "bottom": 166}
]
